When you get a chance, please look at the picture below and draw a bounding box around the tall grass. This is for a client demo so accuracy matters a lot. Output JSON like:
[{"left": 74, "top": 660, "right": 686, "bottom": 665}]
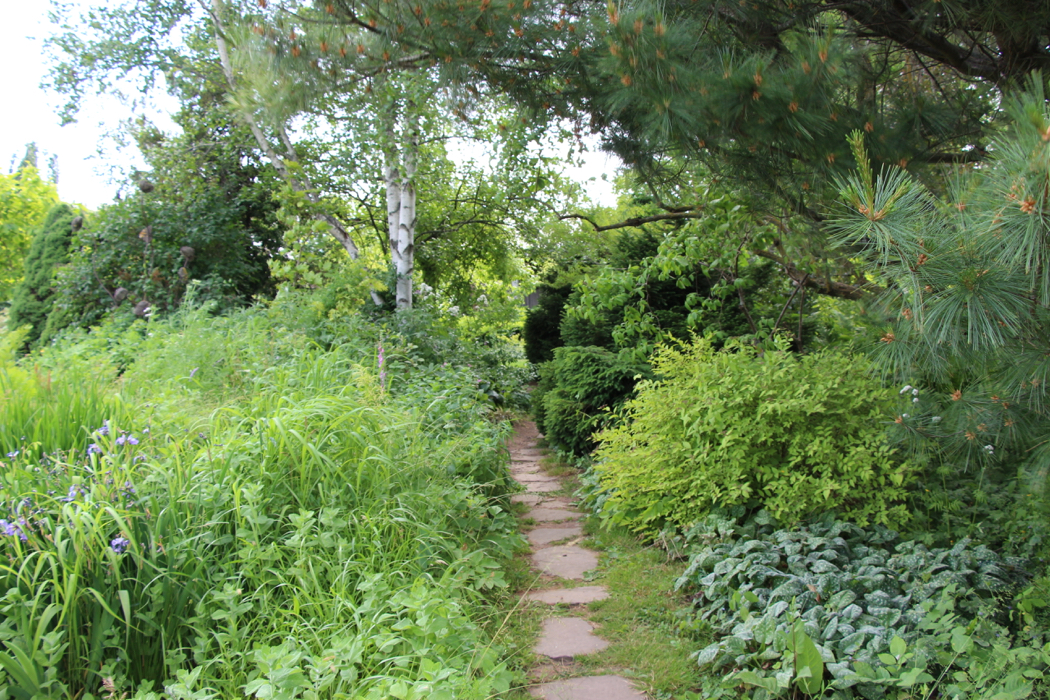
[
  {"left": 0, "top": 301, "right": 526, "bottom": 699},
  {"left": 0, "top": 329, "right": 128, "bottom": 456}
]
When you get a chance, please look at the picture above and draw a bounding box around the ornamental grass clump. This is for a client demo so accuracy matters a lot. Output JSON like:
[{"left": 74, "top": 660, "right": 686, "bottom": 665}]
[{"left": 592, "top": 336, "right": 913, "bottom": 535}]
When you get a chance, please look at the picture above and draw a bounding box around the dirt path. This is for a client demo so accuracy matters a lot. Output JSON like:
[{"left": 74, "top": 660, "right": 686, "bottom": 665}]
[{"left": 507, "top": 420, "right": 647, "bottom": 700}]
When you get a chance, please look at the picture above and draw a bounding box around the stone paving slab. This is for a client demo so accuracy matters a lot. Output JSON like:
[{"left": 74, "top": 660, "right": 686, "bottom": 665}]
[
  {"left": 512, "top": 493, "right": 549, "bottom": 505},
  {"left": 541, "top": 497, "right": 578, "bottom": 507},
  {"left": 516, "top": 473, "right": 561, "bottom": 483},
  {"left": 526, "top": 481, "right": 563, "bottom": 493},
  {"left": 525, "top": 586, "right": 610, "bottom": 605},
  {"left": 527, "top": 506, "right": 580, "bottom": 522},
  {"left": 528, "top": 525, "right": 583, "bottom": 547},
  {"left": 529, "top": 675, "right": 646, "bottom": 700},
  {"left": 532, "top": 545, "right": 598, "bottom": 579},
  {"left": 533, "top": 617, "right": 609, "bottom": 659}
]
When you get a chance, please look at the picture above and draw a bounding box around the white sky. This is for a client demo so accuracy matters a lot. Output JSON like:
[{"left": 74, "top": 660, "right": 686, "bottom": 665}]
[
  {"left": 1, "top": 2, "right": 618, "bottom": 210},
  {"left": 0, "top": 3, "right": 175, "bottom": 208}
]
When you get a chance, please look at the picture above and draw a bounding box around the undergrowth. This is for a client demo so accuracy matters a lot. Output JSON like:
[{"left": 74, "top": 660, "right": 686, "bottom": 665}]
[{"left": 0, "top": 295, "right": 529, "bottom": 699}]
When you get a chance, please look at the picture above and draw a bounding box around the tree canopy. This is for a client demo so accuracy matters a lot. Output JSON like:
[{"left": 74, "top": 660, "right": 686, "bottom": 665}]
[{"left": 242, "top": 0, "right": 1047, "bottom": 298}]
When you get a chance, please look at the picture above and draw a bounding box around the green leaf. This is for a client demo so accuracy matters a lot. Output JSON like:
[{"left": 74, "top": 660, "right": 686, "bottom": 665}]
[
  {"left": 734, "top": 670, "right": 782, "bottom": 694},
  {"left": 791, "top": 627, "right": 825, "bottom": 695}
]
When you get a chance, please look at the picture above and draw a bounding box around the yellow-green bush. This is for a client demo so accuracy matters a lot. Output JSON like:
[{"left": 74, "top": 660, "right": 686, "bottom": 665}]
[{"left": 592, "top": 336, "right": 913, "bottom": 534}]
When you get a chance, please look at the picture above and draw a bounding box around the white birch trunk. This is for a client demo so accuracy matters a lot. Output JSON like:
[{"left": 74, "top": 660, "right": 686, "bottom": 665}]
[
  {"left": 383, "top": 92, "right": 406, "bottom": 308},
  {"left": 396, "top": 103, "right": 418, "bottom": 309},
  {"left": 385, "top": 158, "right": 403, "bottom": 291}
]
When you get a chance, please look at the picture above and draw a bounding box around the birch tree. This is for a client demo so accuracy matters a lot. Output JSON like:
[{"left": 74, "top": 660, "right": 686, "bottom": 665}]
[
  {"left": 380, "top": 78, "right": 420, "bottom": 308},
  {"left": 45, "top": 0, "right": 580, "bottom": 310}
]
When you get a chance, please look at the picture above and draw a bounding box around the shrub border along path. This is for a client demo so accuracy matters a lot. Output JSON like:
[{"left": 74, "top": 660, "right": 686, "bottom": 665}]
[{"left": 507, "top": 420, "right": 648, "bottom": 700}]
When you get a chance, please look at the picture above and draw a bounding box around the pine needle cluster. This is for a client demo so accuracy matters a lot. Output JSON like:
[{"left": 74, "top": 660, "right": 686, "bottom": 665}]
[{"left": 832, "top": 81, "right": 1050, "bottom": 474}]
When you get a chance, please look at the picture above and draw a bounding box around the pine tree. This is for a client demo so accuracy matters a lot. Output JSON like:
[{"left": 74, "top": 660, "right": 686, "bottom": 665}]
[{"left": 832, "top": 83, "right": 1050, "bottom": 474}]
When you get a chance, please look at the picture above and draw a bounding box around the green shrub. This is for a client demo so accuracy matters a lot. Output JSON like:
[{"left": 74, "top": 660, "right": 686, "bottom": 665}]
[
  {"left": 591, "top": 336, "right": 913, "bottom": 533},
  {"left": 521, "top": 283, "right": 572, "bottom": 364},
  {"left": 677, "top": 513, "right": 1043, "bottom": 700},
  {"left": 43, "top": 187, "right": 278, "bottom": 341},
  {"left": 532, "top": 345, "right": 649, "bottom": 456},
  {"left": 7, "top": 203, "right": 76, "bottom": 346}
]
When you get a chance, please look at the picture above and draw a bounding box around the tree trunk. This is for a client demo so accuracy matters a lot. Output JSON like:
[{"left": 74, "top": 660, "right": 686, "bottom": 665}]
[
  {"left": 396, "top": 101, "right": 419, "bottom": 309},
  {"left": 383, "top": 93, "right": 409, "bottom": 309}
]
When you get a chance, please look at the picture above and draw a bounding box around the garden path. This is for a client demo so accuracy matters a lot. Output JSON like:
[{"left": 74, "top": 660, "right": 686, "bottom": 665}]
[{"left": 506, "top": 421, "right": 647, "bottom": 700}]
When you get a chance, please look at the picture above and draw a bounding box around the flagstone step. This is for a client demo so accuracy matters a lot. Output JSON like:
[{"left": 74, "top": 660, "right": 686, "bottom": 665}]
[
  {"left": 512, "top": 493, "right": 550, "bottom": 505},
  {"left": 532, "top": 545, "right": 598, "bottom": 579},
  {"left": 533, "top": 617, "right": 609, "bottom": 659},
  {"left": 525, "top": 586, "right": 609, "bottom": 605},
  {"left": 527, "top": 506, "right": 581, "bottom": 522},
  {"left": 526, "top": 481, "right": 563, "bottom": 493},
  {"left": 529, "top": 675, "right": 646, "bottom": 700},
  {"left": 528, "top": 525, "right": 583, "bottom": 546},
  {"left": 516, "top": 473, "right": 561, "bottom": 483}
]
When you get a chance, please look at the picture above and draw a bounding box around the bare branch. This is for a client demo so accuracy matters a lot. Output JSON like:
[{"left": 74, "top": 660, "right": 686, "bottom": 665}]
[
  {"left": 559, "top": 208, "right": 705, "bottom": 232},
  {"left": 752, "top": 248, "right": 871, "bottom": 300}
]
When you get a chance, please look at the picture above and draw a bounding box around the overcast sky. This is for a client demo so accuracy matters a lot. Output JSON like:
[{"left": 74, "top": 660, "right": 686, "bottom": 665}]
[
  {"left": 1, "top": 2, "right": 617, "bottom": 210},
  {"left": 0, "top": 3, "right": 177, "bottom": 207}
]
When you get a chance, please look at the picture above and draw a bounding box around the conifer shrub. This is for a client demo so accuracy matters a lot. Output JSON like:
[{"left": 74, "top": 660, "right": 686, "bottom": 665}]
[
  {"left": 591, "top": 336, "right": 913, "bottom": 534},
  {"left": 521, "top": 282, "right": 572, "bottom": 364},
  {"left": 533, "top": 345, "right": 649, "bottom": 456},
  {"left": 7, "top": 203, "right": 76, "bottom": 346}
]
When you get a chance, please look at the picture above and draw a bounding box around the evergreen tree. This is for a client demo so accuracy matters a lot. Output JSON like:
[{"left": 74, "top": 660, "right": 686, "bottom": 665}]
[
  {"left": 833, "top": 84, "right": 1050, "bottom": 476},
  {"left": 8, "top": 204, "right": 77, "bottom": 346}
]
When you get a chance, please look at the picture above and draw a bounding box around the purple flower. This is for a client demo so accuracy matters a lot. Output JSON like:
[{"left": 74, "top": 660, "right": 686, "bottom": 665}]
[
  {"left": 189, "top": 367, "right": 198, "bottom": 379},
  {"left": 133, "top": 455, "right": 146, "bottom": 463},
  {"left": 95, "top": 422, "right": 110, "bottom": 437},
  {"left": 115, "top": 436, "right": 126, "bottom": 446},
  {"left": 110, "top": 537, "right": 130, "bottom": 554},
  {"left": 0, "top": 519, "right": 27, "bottom": 541},
  {"left": 87, "top": 443, "right": 102, "bottom": 455},
  {"left": 127, "top": 436, "right": 139, "bottom": 446},
  {"left": 5, "top": 451, "right": 18, "bottom": 459},
  {"left": 60, "top": 485, "right": 79, "bottom": 503}
]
